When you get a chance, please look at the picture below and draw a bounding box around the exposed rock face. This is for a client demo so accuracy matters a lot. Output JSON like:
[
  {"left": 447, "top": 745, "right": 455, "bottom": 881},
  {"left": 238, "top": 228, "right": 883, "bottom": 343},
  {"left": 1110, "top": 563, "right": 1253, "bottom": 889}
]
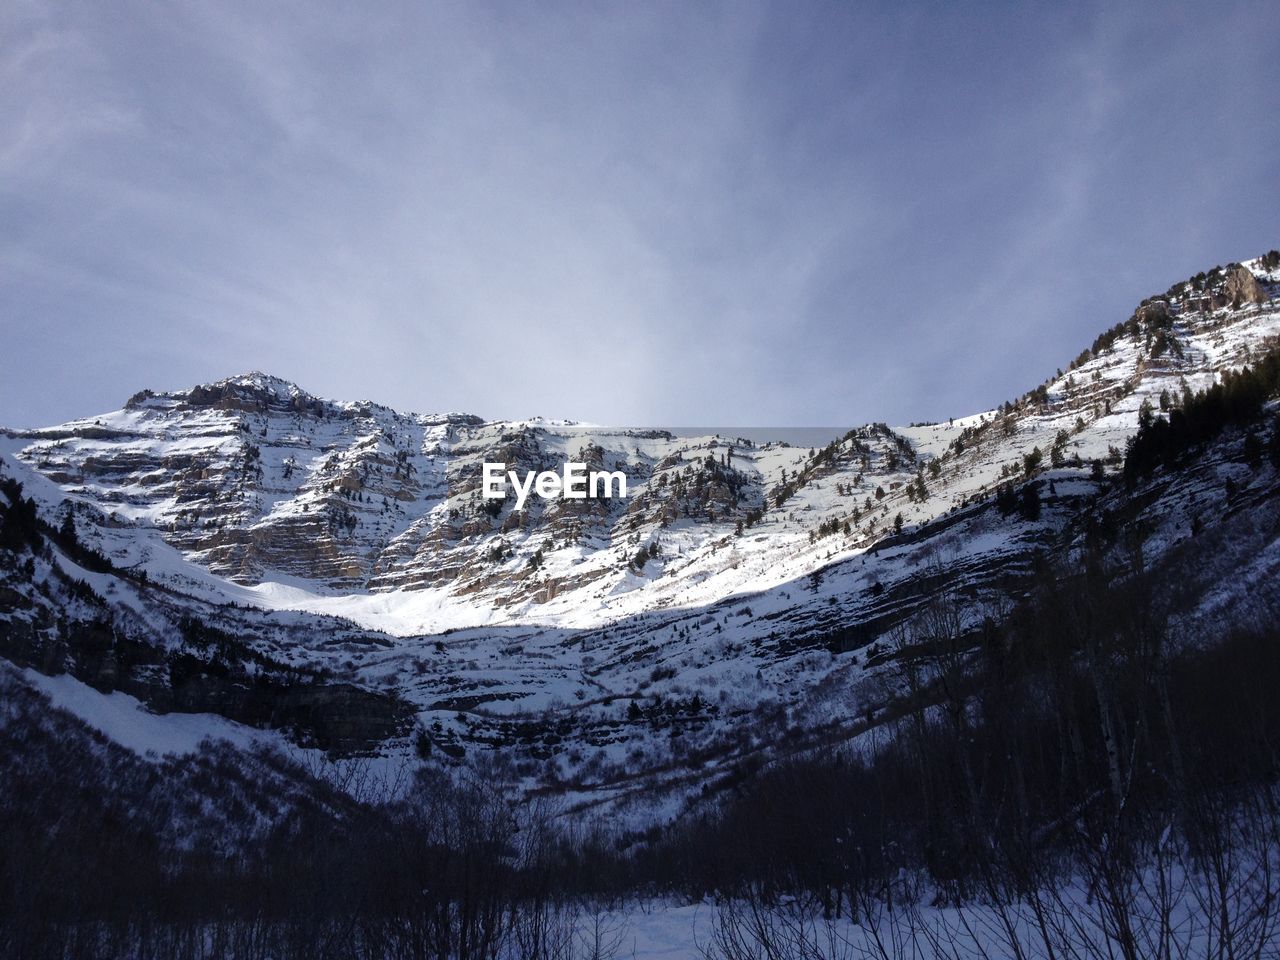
[
  {"left": 1226, "top": 265, "right": 1268, "bottom": 307},
  {"left": 1136, "top": 300, "right": 1170, "bottom": 325},
  {"left": 9, "top": 375, "right": 789, "bottom": 601}
]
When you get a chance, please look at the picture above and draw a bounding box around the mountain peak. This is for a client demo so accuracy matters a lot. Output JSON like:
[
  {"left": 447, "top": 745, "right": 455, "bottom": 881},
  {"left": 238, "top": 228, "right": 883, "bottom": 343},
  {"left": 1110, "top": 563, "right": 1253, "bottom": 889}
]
[
  {"left": 119, "top": 371, "right": 326, "bottom": 416},
  {"left": 211, "top": 371, "right": 310, "bottom": 397}
]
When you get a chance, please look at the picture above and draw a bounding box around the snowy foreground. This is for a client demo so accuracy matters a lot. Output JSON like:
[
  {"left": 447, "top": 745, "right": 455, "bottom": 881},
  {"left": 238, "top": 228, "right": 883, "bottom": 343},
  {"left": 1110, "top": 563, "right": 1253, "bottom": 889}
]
[{"left": 491, "top": 872, "right": 1280, "bottom": 960}]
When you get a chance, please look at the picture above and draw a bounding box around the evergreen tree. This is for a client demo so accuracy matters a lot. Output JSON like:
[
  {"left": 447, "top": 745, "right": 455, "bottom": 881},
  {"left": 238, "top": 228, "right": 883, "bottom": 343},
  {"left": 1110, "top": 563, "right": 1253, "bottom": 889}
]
[
  {"left": 1019, "top": 483, "right": 1041, "bottom": 521},
  {"left": 1244, "top": 432, "right": 1263, "bottom": 469},
  {"left": 1023, "top": 447, "right": 1043, "bottom": 478}
]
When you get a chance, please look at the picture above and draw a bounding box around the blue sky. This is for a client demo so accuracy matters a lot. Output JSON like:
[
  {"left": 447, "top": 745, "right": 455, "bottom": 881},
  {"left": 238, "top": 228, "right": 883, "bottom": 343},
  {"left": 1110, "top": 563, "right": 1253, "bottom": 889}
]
[{"left": 2, "top": 0, "right": 1277, "bottom": 427}]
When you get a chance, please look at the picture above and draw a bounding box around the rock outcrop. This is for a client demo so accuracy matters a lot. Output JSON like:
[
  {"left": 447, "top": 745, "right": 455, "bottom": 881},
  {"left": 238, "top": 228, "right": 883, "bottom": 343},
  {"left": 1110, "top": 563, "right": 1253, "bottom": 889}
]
[{"left": 1226, "top": 265, "right": 1268, "bottom": 308}]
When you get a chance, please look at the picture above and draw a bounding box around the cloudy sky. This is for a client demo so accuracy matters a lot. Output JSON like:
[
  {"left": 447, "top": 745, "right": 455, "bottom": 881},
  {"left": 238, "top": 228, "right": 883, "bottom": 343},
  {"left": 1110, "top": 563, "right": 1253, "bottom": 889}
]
[{"left": 2, "top": 1, "right": 1277, "bottom": 428}]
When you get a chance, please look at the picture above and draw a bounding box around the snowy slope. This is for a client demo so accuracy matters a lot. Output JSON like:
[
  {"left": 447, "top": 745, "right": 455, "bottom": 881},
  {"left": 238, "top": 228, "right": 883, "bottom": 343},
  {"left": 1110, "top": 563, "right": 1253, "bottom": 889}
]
[
  {"left": 5, "top": 258, "right": 1277, "bottom": 638},
  {"left": 0, "top": 253, "right": 1278, "bottom": 820}
]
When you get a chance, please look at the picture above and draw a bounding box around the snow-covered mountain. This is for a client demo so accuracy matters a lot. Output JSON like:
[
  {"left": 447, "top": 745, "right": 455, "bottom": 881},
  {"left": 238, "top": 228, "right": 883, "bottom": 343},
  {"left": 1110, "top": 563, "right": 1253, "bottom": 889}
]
[
  {"left": 9, "top": 259, "right": 1278, "bottom": 627},
  {"left": 1, "top": 253, "right": 1279, "bottom": 818}
]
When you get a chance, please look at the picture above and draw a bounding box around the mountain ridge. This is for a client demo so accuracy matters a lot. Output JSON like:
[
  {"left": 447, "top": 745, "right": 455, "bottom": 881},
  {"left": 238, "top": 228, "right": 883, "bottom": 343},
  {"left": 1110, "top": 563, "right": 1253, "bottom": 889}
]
[
  {"left": 4, "top": 255, "right": 1277, "bottom": 632},
  {"left": 1, "top": 250, "right": 1279, "bottom": 821}
]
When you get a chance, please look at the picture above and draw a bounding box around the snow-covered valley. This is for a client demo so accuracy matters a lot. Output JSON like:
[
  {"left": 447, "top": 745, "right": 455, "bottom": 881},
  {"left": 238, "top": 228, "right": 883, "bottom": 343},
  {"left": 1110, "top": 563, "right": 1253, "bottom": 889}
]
[{"left": 3, "top": 254, "right": 1280, "bottom": 959}]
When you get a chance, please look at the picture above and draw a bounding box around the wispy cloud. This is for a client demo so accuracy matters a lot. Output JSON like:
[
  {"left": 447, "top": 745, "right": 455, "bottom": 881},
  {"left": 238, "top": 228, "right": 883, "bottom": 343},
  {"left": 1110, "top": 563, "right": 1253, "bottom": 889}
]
[{"left": 1, "top": 0, "right": 1277, "bottom": 429}]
